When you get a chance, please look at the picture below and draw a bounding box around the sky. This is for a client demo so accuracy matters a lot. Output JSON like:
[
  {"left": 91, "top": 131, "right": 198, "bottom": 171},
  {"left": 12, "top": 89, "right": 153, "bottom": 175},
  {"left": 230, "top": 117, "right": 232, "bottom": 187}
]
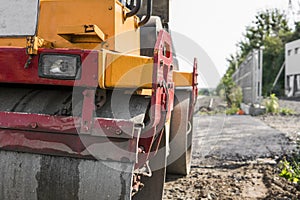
[{"left": 169, "top": 0, "right": 290, "bottom": 87}]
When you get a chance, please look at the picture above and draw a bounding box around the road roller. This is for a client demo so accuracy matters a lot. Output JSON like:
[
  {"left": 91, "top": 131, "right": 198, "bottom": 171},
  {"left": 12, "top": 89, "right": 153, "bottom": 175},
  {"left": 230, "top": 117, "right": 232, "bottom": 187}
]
[{"left": 0, "top": 0, "right": 198, "bottom": 199}]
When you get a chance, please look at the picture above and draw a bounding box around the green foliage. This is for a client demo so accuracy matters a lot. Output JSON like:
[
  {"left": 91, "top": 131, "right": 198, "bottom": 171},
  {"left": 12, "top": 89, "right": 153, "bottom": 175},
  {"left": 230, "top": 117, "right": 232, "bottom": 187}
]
[
  {"left": 199, "top": 88, "right": 210, "bottom": 96},
  {"left": 216, "top": 54, "right": 237, "bottom": 99},
  {"left": 278, "top": 108, "right": 299, "bottom": 185},
  {"left": 217, "top": 66, "right": 239, "bottom": 108},
  {"left": 225, "top": 105, "right": 240, "bottom": 115},
  {"left": 262, "top": 36, "right": 285, "bottom": 95},
  {"left": 228, "top": 86, "right": 243, "bottom": 108},
  {"left": 218, "top": 88, "right": 225, "bottom": 99},
  {"left": 288, "top": 21, "right": 300, "bottom": 41},
  {"left": 263, "top": 94, "right": 296, "bottom": 115},
  {"left": 279, "top": 158, "right": 300, "bottom": 184},
  {"left": 280, "top": 107, "right": 296, "bottom": 115},
  {"left": 218, "top": 9, "right": 298, "bottom": 97},
  {"left": 264, "top": 94, "right": 280, "bottom": 114},
  {"left": 238, "top": 9, "right": 291, "bottom": 60}
]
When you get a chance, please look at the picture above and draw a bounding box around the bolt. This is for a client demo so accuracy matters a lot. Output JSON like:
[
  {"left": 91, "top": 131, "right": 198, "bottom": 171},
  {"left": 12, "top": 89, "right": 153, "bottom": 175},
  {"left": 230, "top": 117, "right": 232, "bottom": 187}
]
[
  {"left": 116, "top": 130, "right": 122, "bottom": 135},
  {"left": 160, "top": 60, "right": 164, "bottom": 67},
  {"left": 108, "top": 6, "right": 113, "bottom": 10},
  {"left": 170, "top": 65, "right": 173, "bottom": 71},
  {"left": 83, "top": 122, "right": 89, "bottom": 132},
  {"left": 138, "top": 146, "right": 145, "bottom": 153},
  {"left": 30, "top": 122, "right": 38, "bottom": 129}
]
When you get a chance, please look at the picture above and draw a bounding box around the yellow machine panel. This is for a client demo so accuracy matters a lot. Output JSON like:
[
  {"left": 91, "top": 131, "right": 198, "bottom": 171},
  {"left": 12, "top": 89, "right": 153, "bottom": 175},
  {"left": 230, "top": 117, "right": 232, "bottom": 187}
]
[
  {"left": 98, "top": 51, "right": 194, "bottom": 89},
  {"left": 173, "top": 71, "right": 193, "bottom": 87},
  {"left": 0, "top": 0, "right": 140, "bottom": 54},
  {"left": 99, "top": 51, "right": 153, "bottom": 89}
]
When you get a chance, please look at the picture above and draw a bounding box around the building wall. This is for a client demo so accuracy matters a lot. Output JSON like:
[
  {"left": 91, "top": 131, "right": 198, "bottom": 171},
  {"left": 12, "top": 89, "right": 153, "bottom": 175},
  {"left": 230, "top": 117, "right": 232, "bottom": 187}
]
[
  {"left": 285, "top": 39, "right": 300, "bottom": 97},
  {"left": 286, "top": 39, "right": 300, "bottom": 75}
]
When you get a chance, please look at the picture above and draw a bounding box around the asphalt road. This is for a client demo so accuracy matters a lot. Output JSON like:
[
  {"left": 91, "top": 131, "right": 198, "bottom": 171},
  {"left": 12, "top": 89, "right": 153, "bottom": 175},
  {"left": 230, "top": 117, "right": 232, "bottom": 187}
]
[{"left": 192, "top": 114, "right": 296, "bottom": 167}]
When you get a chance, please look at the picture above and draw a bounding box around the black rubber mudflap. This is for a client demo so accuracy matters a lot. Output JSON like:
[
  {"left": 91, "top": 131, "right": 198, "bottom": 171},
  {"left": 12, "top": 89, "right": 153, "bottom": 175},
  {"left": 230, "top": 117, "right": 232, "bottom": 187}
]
[{"left": 0, "top": 151, "right": 134, "bottom": 200}]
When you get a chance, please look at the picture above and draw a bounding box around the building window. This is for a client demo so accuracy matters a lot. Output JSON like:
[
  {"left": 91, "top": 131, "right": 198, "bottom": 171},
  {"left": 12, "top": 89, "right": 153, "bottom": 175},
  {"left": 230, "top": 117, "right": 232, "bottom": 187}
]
[
  {"left": 288, "top": 49, "right": 292, "bottom": 56},
  {"left": 295, "top": 48, "right": 299, "bottom": 54}
]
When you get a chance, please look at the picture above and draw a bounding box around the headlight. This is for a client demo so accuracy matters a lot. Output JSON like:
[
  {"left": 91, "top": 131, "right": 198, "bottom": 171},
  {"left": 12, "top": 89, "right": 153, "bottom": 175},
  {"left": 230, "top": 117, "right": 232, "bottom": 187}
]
[{"left": 39, "top": 54, "right": 81, "bottom": 79}]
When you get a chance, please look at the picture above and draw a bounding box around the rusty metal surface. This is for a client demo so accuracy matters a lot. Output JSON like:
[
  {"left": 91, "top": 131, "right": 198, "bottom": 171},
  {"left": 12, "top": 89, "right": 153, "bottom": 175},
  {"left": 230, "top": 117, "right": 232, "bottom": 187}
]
[
  {"left": 0, "top": 150, "right": 134, "bottom": 200},
  {"left": 0, "top": 112, "right": 79, "bottom": 134},
  {"left": 0, "top": 129, "right": 139, "bottom": 162},
  {"left": 0, "top": 111, "right": 137, "bottom": 139}
]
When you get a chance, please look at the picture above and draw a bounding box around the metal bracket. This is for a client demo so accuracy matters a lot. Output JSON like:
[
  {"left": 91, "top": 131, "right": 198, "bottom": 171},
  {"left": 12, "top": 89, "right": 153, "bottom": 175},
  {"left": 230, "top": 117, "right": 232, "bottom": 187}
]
[
  {"left": 80, "top": 89, "right": 96, "bottom": 134},
  {"left": 25, "top": 36, "right": 54, "bottom": 68},
  {"left": 138, "top": 30, "right": 174, "bottom": 160},
  {"left": 189, "top": 58, "right": 199, "bottom": 120},
  {"left": 58, "top": 24, "right": 106, "bottom": 43}
]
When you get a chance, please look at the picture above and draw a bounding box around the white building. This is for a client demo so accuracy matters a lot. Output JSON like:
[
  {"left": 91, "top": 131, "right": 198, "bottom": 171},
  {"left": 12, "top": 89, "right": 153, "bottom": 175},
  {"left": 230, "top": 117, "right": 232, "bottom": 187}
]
[{"left": 285, "top": 39, "right": 300, "bottom": 97}]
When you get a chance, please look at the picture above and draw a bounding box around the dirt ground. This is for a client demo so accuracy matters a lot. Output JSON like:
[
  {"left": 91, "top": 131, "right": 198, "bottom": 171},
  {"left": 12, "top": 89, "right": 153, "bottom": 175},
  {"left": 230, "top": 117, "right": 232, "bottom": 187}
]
[{"left": 163, "top": 98, "right": 300, "bottom": 200}]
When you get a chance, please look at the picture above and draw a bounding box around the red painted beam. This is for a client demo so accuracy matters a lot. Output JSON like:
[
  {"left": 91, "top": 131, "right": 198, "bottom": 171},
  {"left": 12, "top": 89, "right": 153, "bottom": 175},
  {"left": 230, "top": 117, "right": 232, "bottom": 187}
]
[
  {"left": 0, "top": 112, "right": 136, "bottom": 139},
  {"left": 0, "top": 48, "right": 98, "bottom": 87},
  {"left": 0, "top": 129, "right": 138, "bottom": 162}
]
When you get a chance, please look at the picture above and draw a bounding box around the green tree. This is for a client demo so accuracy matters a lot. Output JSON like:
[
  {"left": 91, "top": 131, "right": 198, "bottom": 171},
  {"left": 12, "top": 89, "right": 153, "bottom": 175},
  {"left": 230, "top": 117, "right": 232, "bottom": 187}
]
[
  {"left": 262, "top": 36, "right": 285, "bottom": 95},
  {"left": 222, "top": 9, "right": 293, "bottom": 96},
  {"left": 216, "top": 57, "right": 237, "bottom": 107}
]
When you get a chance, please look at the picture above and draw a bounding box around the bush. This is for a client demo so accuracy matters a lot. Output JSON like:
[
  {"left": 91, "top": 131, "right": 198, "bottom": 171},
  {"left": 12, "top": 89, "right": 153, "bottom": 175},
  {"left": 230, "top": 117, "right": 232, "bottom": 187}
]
[
  {"left": 279, "top": 157, "right": 300, "bottom": 184},
  {"left": 219, "top": 89, "right": 225, "bottom": 100},
  {"left": 264, "top": 94, "right": 296, "bottom": 115},
  {"left": 225, "top": 105, "right": 240, "bottom": 115},
  {"left": 264, "top": 94, "right": 280, "bottom": 114},
  {"left": 199, "top": 88, "right": 210, "bottom": 96},
  {"left": 228, "top": 86, "right": 243, "bottom": 108},
  {"left": 280, "top": 107, "right": 296, "bottom": 115}
]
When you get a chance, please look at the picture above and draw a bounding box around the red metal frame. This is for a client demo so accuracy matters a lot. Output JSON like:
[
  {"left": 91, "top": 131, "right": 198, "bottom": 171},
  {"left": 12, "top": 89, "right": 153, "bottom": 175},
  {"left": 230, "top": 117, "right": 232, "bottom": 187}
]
[
  {"left": 189, "top": 58, "right": 198, "bottom": 120},
  {"left": 0, "top": 48, "right": 98, "bottom": 87},
  {"left": 0, "top": 30, "right": 175, "bottom": 169},
  {"left": 0, "top": 112, "right": 139, "bottom": 162},
  {"left": 138, "top": 30, "right": 174, "bottom": 164},
  {"left": 0, "top": 112, "right": 136, "bottom": 139},
  {"left": 0, "top": 129, "right": 139, "bottom": 162},
  {"left": 0, "top": 46, "right": 140, "bottom": 162}
]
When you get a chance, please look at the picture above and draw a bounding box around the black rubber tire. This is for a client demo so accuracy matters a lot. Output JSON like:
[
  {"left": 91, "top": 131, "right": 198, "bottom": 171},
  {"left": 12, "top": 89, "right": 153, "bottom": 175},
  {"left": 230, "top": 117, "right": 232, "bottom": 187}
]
[{"left": 167, "top": 90, "right": 193, "bottom": 175}]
